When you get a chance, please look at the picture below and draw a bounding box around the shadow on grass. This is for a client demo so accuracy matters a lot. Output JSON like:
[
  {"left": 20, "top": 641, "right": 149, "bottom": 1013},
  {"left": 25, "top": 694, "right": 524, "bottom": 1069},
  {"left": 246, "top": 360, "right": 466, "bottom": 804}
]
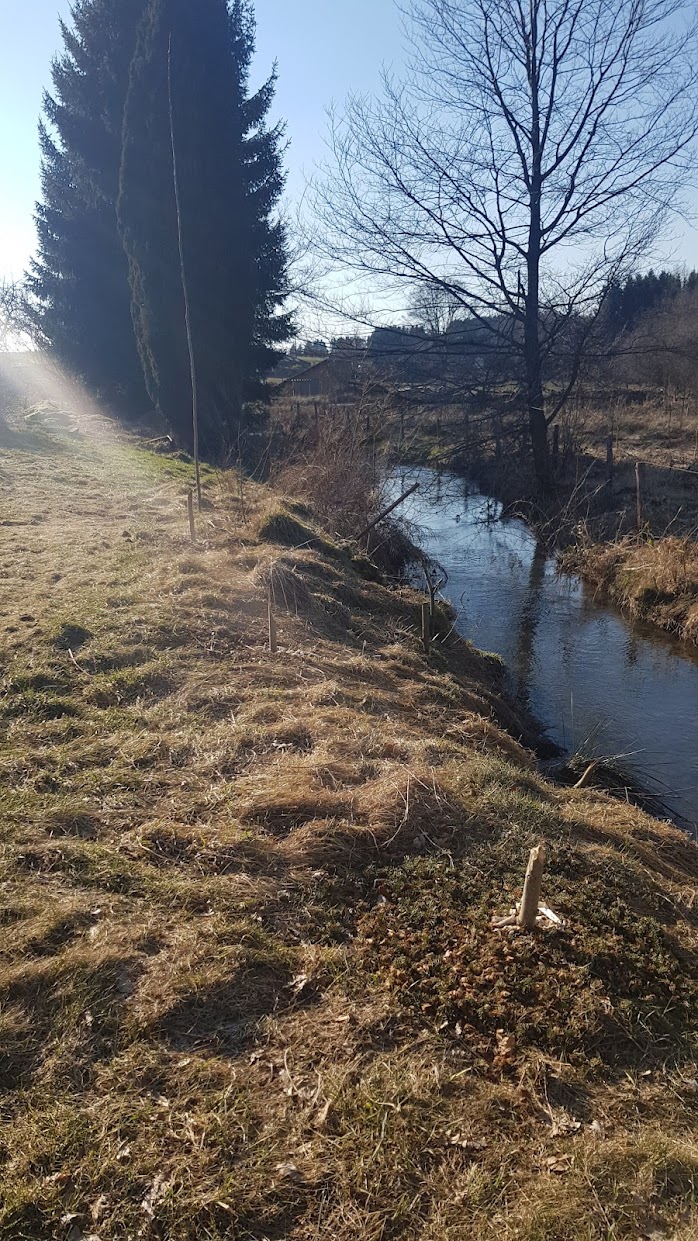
[{"left": 154, "top": 962, "right": 320, "bottom": 1057}]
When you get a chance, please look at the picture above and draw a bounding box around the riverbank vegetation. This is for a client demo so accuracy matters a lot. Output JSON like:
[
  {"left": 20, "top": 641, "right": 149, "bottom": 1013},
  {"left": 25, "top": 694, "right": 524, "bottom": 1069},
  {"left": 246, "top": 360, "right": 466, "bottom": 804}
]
[
  {"left": 2, "top": 401, "right": 698, "bottom": 1239},
  {"left": 561, "top": 536, "right": 698, "bottom": 644}
]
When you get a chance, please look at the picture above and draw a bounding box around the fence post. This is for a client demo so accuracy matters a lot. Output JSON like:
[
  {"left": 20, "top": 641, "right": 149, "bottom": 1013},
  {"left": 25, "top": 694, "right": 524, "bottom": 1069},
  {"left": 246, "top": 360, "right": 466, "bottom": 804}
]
[
  {"left": 187, "top": 488, "right": 196, "bottom": 542},
  {"left": 606, "top": 434, "right": 614, "bottom": 489},
  {"left": 268, "top": 590, "right": 278, "bottom": 655},
  {"left": 421, "top": 602, "right": 431, "bottom": 657}
]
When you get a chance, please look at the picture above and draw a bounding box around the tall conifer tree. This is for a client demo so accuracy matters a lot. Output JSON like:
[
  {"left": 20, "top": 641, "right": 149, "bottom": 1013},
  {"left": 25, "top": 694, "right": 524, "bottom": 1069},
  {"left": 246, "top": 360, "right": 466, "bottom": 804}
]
[
  {"left": 119, "top": 0, "right": 290, "bottom": 456},
  {"left": 27, "top": 0, "right": 148, "bottom": 405}
]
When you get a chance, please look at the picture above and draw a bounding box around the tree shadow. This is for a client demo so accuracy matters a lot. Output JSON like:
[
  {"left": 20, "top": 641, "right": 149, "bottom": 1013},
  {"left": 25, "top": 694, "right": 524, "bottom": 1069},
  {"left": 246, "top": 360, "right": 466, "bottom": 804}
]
[{"left": 154, "top": 963, "right": 321, "bottom": 1057}]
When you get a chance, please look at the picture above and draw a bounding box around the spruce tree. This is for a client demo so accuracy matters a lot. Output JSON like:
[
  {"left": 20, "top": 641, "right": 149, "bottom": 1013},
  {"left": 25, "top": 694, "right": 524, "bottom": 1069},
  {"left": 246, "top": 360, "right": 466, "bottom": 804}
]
[
  {"left": 118, "top": 0, "right": 290, "bottom": 457},
  {"left": 27, "top": 0, "right": 148, "bottom": 406},
  {"left": 231, "top": 1, "right": 293, "bottom": 393}
]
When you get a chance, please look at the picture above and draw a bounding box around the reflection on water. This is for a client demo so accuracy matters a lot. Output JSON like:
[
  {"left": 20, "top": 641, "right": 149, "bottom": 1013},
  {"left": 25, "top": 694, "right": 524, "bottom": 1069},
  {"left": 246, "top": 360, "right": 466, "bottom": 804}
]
[{"left": 393, "top": 467, "right": 698, "bottom": 830}]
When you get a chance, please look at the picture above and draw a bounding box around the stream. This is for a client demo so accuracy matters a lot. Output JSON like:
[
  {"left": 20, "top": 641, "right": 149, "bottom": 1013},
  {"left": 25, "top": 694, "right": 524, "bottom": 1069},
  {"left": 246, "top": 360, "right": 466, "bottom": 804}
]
[{"left": 392, "top": 466, "right": 698, "bottom": 832}]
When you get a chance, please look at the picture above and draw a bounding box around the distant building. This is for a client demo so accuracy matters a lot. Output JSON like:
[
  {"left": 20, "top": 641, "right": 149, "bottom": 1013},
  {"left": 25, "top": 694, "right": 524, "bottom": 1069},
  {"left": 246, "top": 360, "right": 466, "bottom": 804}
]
[{"left": 271, "top": 351, "right": 366, "bottom": 400}]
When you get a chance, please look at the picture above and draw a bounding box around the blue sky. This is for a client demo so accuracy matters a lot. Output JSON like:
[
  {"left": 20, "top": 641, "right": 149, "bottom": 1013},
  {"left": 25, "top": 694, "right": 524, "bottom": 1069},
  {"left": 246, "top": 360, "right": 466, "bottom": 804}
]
[
  {"left": 0, "top": 0, "right": 404, "bottom": 280},
  {"left": 1, "top": 1, "right": 696, "bottom": 288}
]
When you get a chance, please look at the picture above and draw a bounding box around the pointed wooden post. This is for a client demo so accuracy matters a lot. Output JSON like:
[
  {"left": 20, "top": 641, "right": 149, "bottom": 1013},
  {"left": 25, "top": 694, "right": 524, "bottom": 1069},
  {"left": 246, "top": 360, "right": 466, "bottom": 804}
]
[
  {"left": 187, "top": 488, "right": 195, "bottom": 542},
  {"left": 518, "top": 843, "right": 546, "bottom": 929}
]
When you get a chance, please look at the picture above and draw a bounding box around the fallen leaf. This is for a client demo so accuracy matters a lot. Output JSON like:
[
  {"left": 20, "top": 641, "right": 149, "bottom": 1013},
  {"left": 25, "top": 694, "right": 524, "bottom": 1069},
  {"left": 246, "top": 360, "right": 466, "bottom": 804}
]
[
  {"left": 550, "top": 1112, "right": 581, "bottom": 1137},
  {"left": 492, "top": 1029, "right": 517, "bottom": 1068},
  {"left": 314, "top": 1098, "right": 334, "bottom": 1129},
  {"left": 545, "top": 1154, "right": 573, "bottom": 1175},
  {"left": 90, "top": 1196, "right": 109, "bottom": 1222},
  {"left": 446, "top": 1131, "right": 487, "bottom": 1154},
  {"left": 45, "top": 1170, "right": 72, "bottom": 1186},
  {"left": 141, "top": 1174, "right": 168, "bottom": 1218},
  {"left": 288, "top": 973, "right": 312, "bottom": 998},
  {"left": 274, "top": 1161, "right": 302, "bottom": 1182}
]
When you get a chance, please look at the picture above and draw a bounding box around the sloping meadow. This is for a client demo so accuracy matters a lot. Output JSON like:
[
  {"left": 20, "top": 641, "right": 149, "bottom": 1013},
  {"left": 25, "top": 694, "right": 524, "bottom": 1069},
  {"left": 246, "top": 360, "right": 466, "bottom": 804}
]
[{"left": 1, "top": 422, "right": 697, "bottom": 1239}]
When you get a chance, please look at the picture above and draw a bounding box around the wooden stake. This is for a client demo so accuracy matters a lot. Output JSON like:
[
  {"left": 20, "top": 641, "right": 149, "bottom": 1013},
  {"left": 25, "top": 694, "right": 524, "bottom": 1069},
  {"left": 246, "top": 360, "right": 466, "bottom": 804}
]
[
  {"left": 635, "top": 461, "right": 643, "bottom": 531},
  {"left": 268, "top": 591, "right": 278, "bottom": 655},
  {"left": 518, "top": 843, "right": 546, "bottom": 929},
  {"left": 187, "top": 488, "right": 195, "bottom": 542},
  {"left": 355, "top": 481, "right": 419, "bottom": 542},
  {"left": 421, "top": 602, "right": 431, "bottom": 657}
]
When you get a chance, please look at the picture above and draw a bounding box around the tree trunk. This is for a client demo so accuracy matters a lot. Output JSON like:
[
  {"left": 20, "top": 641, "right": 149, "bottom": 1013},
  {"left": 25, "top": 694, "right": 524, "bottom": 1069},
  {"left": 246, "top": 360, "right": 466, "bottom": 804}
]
[
  {"left": 525, "top": 224, "right": 551, "bottom": 493},
  {"left": 527, "top": 380, "right": 550, "bottom": 493},
  {"left": 524, "top": 18, "right": 552, "bottom": 496}
]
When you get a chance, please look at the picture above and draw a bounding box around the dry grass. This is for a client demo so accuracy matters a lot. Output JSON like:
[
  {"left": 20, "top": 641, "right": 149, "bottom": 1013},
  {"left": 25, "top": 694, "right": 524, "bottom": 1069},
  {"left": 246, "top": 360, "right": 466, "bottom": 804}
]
[
  {"left": 562, "top": 535, "right": 698, "bottom": 642},
  {"left": 1, "top": 398, "right": 698, "bottom": 1238},
  {"left": 269, "top": 399, "right": 384, "bottom": 540},
  {"left": 580, "top": 392, "right": 698, "bottom": 475}
]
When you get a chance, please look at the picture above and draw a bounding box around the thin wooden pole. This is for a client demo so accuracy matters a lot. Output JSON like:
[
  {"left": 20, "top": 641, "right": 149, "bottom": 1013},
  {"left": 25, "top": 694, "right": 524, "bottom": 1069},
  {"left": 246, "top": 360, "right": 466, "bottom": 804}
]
[
  {"left": 268, "top": 590, "right": 278, "bottom": 655},
  {"left": 518, "top": 843, "right": 546, "bottom": 929},
  {"left": 421, "top": 602, "right": 431, "bottom": 657},
  {"left": 187, "top": 487, "right": 195, "bottom": 542},
  {"left": 355, "top": 481, "right": 419, "bottom": 542},
  {"left": 168, "top": 34, "right": 201, "bottom": 511}
]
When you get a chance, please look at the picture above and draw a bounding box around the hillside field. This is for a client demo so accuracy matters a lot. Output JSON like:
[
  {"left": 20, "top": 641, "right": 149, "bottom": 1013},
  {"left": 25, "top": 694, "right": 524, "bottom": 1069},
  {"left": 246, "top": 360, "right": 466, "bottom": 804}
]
[{"left": 1, "top": 395, "right": 698, "bottom": 1240}]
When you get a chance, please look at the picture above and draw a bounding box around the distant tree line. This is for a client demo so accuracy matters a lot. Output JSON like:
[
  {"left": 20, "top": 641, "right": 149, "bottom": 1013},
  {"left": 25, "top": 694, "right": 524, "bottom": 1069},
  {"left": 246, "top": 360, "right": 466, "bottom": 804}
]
[
  {"left": 26, "top": 0, "right": 291, "bottom": 457},
  {"left": 602, "top": 270, "right": 698, "bottom": 338},
  {"left": 354, "top": 269, "right": 698, "bottom": 402}
]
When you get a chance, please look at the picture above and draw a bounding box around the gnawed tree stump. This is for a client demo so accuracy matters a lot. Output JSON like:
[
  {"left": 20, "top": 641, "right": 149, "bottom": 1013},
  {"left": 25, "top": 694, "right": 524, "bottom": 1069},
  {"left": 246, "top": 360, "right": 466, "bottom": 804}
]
[{"left": 518, "top": 843, "right": 546, "bottom": 929}]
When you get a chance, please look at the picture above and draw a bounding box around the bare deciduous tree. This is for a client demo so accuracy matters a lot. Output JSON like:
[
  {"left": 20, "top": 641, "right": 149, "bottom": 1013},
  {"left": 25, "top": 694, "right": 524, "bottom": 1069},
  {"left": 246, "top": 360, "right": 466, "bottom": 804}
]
[
  {"left": 315, "top": 0, "right": 698, "bottom": 489},
  {"left": 0, "top": 282, "right": 24, "bottom": 352}
]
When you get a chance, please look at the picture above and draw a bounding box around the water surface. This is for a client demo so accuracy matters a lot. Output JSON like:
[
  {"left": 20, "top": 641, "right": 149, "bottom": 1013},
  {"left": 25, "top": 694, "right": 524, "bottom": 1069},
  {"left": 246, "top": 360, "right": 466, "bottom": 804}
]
[{"left": 393, "top": 467, "right": 698, "bottom": 830}]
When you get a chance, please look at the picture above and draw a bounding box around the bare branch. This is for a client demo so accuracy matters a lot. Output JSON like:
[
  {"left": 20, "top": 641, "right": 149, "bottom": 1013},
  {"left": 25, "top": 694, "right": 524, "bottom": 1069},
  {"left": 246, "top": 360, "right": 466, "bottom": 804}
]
[{"left": 312, "top": 0, "right": 698, "bottom": 487}]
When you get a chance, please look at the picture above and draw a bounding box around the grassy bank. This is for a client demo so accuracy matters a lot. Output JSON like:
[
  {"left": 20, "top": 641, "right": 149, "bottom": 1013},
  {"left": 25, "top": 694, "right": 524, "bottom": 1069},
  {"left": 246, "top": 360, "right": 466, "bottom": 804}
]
[
  {"left": 561, "top": 535, "right": 698, "bottom": 643},
  {"left": 2, "top": 401, "right": 698, "bottom": 1240}
]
